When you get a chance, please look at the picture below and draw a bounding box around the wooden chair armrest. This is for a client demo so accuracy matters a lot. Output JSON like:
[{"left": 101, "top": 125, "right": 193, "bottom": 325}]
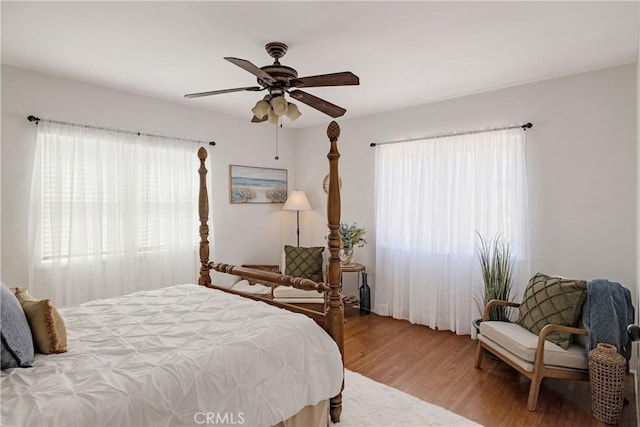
[
  {"left": 539, "top": 323, "right": 587, "bottom": 338},
  {"left": 534, "top": 323, "right": 587, "bottom": 370},
  {"left": 482, "top": 300, "right": 521, "bottom": 321}
]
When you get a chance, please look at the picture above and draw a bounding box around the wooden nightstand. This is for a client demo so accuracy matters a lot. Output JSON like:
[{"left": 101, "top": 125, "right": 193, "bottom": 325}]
[{"left": 340, "top": 263, "right": 366, "bottom": 307}]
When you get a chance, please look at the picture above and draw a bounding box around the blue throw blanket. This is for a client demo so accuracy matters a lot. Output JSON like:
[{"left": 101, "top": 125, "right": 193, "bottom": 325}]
[{"left": 582, "top": 279, "right": 634, "bottom": 365}]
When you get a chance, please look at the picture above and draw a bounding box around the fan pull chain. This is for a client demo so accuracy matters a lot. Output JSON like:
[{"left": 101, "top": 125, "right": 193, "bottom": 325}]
[{"left": 274, "top": 119, "right": 281, "bottom": 160}]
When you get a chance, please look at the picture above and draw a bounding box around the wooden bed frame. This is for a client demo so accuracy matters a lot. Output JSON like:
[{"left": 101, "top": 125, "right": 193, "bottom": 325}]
[{"left": 196, "top": 121, "right": 345, "bottom": 423}]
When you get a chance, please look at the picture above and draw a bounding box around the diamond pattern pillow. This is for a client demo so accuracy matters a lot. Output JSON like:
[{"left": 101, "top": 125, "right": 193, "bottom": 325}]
[
  {"left": 517, "top": 273, "right": 587, "bottom": 349},
  {"left": 284, "top": 246, "right": 324, "bottom": 283}
]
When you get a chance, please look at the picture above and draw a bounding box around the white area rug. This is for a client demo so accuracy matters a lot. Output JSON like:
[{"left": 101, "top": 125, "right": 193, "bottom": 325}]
[{"left": 333, "top": 370, "right": 483, "bottom": 426}]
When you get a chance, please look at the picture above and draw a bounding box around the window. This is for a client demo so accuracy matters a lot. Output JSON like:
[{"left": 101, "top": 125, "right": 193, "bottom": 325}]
[
  {"left": 29, "top": 121, "right": 201, "bottom": 305},
  {"left": 374, "top": 127, "right": 529, "bottom": 334}
]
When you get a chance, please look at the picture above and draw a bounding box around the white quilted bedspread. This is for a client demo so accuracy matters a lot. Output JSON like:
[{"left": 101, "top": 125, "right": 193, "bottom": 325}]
[{"left": 1, "top": 284, "right": 343, "bottom": 427}]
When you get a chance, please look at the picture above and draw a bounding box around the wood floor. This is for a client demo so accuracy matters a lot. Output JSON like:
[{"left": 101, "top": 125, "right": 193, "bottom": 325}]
[{"left": 342, "top": 308, "right": 637, "bottom": 426}]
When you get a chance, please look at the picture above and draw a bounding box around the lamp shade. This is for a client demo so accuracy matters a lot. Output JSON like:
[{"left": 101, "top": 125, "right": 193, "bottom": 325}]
[
  {"left": 286, "top": 103, "right": 301, "bottom": 121},
  {"left": 251, "top": 100, "right": 270, "bottom": 118},
  {"left": 283, "top": 190, "right": 312, "bottom": 211},
  {"left": 270, "top": 96, "right": 289, "bottom": 116},
  {"left": 267, "top": 107, "right": 279, "bottom": 124}
]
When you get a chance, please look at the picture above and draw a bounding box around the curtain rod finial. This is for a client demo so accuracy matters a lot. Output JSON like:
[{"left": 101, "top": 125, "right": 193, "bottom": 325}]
[
  {"left": 370, "top": 143, "right": 376, "bottom": 147},
  {"left": 522, "top": 122, "right": 533, "bottom": 130},
  {"left": 27, "top": 115, "right": 40, "bottom": 123},
  {"left": 209, "top": 141, "right": 216, "bottom": 146}
]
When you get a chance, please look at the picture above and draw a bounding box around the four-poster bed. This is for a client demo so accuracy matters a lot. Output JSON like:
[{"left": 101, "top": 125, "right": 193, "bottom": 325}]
[
  {"left": 197, "top": 121, "right": 346, "bottom": 423},
  {"left": 1, "top": 122, "right": 346, "bottom": 426}
]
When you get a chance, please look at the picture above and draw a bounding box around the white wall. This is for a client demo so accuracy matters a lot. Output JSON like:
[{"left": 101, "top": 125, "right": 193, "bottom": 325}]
[
  {"left": 0, "top": 64, "right": 3, "bottom": 282},
  {"left": 3, "top": 64, "right": 637, "bottom": 312},
  {"left": 635, "top": 8, "right": 640, "bottom": 420},
  {"left": 295, "top": 64, "right": 637, "bottom": 302},
  {"left": 1, "top": 65, "right": 301, "bottom": 287}
]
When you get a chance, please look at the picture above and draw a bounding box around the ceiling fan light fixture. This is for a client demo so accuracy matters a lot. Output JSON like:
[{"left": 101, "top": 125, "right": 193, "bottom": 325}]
[
  {"left": 270, "top": 96, "right": 288, "bottom": 116},
  {"left": 286, "top": 102, "right": 301, "bottom": 121},
  {"left": 186, "top": 42, "right": 359, "bottom": 123},
  {"left": 251, "top": 100, "right": 270, "bottom": 118}
]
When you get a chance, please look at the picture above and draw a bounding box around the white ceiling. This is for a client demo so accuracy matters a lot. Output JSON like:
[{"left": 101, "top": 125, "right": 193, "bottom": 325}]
[{"left": 2, "top": 1, "right": 638, "bottom": 129}]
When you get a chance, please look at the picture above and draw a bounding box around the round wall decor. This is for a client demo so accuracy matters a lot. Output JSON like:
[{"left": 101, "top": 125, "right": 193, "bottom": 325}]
[{"left": 322, "top": 173, "right": 342, "bottom": 194}]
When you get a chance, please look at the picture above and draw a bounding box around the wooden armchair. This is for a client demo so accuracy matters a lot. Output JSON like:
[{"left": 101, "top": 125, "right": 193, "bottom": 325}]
[
  {"left": 272, "top": 246, "right": 327, "bottom": 308},
  {"left": 475, "top": 299, "right": 589, "bottom": 411},
  {"left": 233, "top": 248, "right": 328, "bottom": 309}
]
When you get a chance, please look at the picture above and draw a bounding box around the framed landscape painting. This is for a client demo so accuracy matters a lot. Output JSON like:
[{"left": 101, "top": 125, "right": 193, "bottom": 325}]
[{"left": 229, "top": 165, "right": 288, "bottom": 204}]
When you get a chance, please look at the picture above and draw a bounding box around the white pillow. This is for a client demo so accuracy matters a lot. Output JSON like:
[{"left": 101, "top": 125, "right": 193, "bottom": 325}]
[
  {"left": 231, "top": 280, "right": 272, "bottom": 295},
  {"left": 211, "top": 271, "right": 243, "bottom": 289}
]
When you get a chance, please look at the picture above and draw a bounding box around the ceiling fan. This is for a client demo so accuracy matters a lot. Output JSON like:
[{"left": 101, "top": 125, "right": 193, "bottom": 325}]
[{"left": 184, "top": 42, "right": 359, "bottom": 123}]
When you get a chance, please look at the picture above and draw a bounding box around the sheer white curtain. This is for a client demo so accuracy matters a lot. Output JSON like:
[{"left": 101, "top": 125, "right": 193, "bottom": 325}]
[
  {"left": 28, "top": 121, "right": 201, "bottom": 306},
  {"left": 374, "top": 128, "right": 529, "bottom": 335}
]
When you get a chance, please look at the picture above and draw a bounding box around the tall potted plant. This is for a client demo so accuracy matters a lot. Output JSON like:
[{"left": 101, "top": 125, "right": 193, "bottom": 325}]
[{"left": 474, "top": 232, "right": 516, "bottom": 325}]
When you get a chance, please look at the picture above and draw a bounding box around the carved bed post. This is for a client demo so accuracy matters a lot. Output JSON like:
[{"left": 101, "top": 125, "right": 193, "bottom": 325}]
[
  {"left": 197, "top": 147, "right": 211, "bottom": 287},
  {"left": 325, "top": 121, "right": 344, "bottom": 423}
]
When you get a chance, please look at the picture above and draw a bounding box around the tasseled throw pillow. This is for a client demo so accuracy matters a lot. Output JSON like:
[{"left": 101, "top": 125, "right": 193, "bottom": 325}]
[{"left": 13, "top": 287, "right": 67, "bottom": 354}]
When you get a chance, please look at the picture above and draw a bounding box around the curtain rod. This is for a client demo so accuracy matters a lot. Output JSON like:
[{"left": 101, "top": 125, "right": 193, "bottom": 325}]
[
  {"left": 27, "top": 115, "right": 216, "bottom": 146},
  {"left": 369, "top": 122, "right": 532, "bottom": 147}
]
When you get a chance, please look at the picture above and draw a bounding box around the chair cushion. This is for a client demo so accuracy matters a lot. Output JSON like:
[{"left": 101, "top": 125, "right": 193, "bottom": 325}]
[
  {"left": 1, "top": 283, "right": 34, "bottom": 369},
  {"left": 284, "top": 245, "right": 324, "bottom": 282},
  {"left": 480, "top": 321, "right": 588, "bottom": 372},
  {"left": 273, "top": 286, "right": 324, "bottom": 300},
  {"left": 517, "top": 273, "right": 587, "bottom": 349}
]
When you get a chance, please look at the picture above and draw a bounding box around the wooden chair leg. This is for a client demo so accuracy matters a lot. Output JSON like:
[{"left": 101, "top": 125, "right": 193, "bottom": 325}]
[
  {"left": 527, "top": 375, "right": 543, "bottom": 411},
  {"left": 474, "top": 341, "right": 484, "bottom": 368}
]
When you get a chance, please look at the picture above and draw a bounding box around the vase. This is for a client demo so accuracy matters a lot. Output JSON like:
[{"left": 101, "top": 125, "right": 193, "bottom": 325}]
[
  {"left": 339, "top": 248, "right": 355, "bottom": 266},
  {"left": 588, "top": 343, "right": 626, "bottom": 424}
]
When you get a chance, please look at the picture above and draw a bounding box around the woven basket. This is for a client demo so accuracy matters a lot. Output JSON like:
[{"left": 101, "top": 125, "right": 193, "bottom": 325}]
[{"left": 588, "top": 343, "right": 626, "bottom": 424}]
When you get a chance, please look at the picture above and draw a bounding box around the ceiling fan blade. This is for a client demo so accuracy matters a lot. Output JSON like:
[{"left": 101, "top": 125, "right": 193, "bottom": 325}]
[
  {"left": 225, "top": 57, "right": 276, "bottom": 85},
  {"left": 184, "top": 86, "right": 262, "bottom": 98},
  {"left": 251, "top": 115, "right": 268, "bottom": 123},
  {"left": 291, "top": 72, "right": 360, "bottom": 88},
  {"left": 289, "top": 90, "right": 346, "bottom": 118}
]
